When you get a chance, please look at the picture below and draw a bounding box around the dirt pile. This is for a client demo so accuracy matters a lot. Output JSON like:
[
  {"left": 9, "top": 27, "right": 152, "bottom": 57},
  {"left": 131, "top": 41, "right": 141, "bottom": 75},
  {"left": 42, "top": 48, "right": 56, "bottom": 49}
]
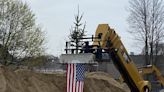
[
  {"left": 84, "top": 72, "right": 128, "bottom": 92},
  {"left": 0, "top": 65, "right": 128, "bottom": 92}
]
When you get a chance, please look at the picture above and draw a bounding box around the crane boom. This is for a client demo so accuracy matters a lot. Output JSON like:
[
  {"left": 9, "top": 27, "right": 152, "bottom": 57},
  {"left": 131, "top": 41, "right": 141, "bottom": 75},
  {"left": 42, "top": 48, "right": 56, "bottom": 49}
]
[{"left": 93, "top": 24, "right": 151, "bottom": 92}]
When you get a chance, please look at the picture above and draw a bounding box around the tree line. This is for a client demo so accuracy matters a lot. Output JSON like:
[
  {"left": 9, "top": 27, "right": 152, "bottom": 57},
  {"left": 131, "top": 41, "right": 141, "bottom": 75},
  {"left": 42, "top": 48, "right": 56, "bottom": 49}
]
[{"left": 1, "top": 0, "right": 164, "bottom": 68}]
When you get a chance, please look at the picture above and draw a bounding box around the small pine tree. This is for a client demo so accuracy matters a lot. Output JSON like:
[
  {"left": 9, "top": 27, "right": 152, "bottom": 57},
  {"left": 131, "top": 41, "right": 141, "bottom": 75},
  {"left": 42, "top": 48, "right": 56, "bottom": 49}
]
[{"left": 69, "top": 7, "right": 86, "bottom": 54}]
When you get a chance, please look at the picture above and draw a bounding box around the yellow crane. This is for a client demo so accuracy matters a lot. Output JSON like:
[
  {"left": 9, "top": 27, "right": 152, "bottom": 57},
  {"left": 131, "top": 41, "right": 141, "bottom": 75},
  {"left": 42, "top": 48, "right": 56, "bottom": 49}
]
[
  {"left": 92, "top": 24, "right": 151, "bottom": 92},
  {"left": 61, "top": 24, "right": 152, "bottom": 92}
]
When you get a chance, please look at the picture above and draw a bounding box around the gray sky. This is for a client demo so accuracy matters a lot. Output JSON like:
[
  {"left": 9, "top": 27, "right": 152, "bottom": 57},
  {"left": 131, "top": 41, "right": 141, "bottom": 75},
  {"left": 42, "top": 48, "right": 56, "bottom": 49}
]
[{"left": 23, "top": 0, "right": 142, "bottom": 56}]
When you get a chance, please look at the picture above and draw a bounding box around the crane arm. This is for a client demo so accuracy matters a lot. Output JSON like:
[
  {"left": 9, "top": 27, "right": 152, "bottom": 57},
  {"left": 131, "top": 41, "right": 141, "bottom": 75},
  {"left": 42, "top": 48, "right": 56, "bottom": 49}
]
[{"left": 93, "top": 24, "right": 151, "bottom": 92}]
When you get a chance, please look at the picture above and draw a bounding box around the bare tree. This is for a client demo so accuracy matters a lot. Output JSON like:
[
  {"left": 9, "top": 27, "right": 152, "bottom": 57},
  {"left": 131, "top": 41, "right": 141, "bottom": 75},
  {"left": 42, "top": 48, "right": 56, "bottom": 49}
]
[
  {"left": 0, "top": 0, "right": 46, "bottom": 65},
  {"left": 128, "top": 0, "right": 164, "bottom": 65},
  {"left": 69, "top": 7, "right": 86, "bottom": 54}
]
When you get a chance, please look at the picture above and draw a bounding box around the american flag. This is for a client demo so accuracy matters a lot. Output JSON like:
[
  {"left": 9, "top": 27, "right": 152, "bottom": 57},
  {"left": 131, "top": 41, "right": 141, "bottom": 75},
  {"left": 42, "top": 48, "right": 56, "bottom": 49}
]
[{"left": 66, "top": 63, "right": 85, "bottom": 92}]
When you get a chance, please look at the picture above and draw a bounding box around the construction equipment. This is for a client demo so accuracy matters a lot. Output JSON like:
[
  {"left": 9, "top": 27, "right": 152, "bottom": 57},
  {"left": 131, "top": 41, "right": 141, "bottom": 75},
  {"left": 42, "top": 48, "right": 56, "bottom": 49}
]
[
  {"left": 119, "top": 65, "right": 164, "bottom": 91},
  {"left": 139, "top": 65, "right": 164, "bottom": 87},
  {"left": 60, "top": 24, "right": 151, "bottom": 92}
]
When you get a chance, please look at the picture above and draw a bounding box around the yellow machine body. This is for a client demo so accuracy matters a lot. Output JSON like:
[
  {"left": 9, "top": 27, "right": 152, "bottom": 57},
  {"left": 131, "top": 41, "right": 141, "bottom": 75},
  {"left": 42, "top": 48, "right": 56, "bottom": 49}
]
[{"left": 93, "top": 24, "right": 151, "bottom": 92}]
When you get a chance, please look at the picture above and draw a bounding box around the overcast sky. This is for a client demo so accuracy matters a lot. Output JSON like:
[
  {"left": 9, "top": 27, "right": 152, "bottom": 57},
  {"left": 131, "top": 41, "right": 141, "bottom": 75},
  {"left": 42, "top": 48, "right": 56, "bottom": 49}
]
[{"left": 22, "top": 0, "right": 142, "bottom": 56}]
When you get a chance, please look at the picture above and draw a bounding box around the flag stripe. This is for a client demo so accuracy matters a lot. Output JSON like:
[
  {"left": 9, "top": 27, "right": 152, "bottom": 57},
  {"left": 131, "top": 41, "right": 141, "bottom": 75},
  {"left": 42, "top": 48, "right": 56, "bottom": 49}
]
[
  {"left": 73, "top": 64, "right": 76, "bottom": 92},
  {"left": 66, "top": 64, "right": 70, "bottom": 92},
  {"left": 79, "top": 82, "right": 81, "bottom": 92},
  {"left": 70, "top": 64, "right": 73, "bottom": 92},
  {"left": 79, "top": 81, "right": 80, "bottom": 92},
  {"left": 72, "top": 64, "right": 75, "bottom": 92},
  {"left": 72, "top": 64, "right": 74, "bottom": 92},
  {"left": 81, "top": 82, "right": 83, "bottom": 92},
  {"left": 76, "top": 81, "right": 78, "bottom": 92}
]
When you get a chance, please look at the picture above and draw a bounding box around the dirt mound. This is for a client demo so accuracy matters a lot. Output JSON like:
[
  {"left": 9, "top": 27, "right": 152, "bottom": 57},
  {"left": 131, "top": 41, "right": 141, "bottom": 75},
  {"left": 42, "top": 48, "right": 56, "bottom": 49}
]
[
  {"left": 85, "top": 72, "right": 127, "bottom": 92},
  {"left": 0, "top": 66, "right": 128, "bottom": 92}
]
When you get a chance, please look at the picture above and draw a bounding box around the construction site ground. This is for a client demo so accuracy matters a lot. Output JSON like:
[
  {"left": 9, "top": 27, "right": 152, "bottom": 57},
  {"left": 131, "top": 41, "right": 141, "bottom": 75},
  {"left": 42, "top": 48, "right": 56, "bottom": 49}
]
[{"left": 0, "top": 65, "right": 130, "bottom": 92}]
